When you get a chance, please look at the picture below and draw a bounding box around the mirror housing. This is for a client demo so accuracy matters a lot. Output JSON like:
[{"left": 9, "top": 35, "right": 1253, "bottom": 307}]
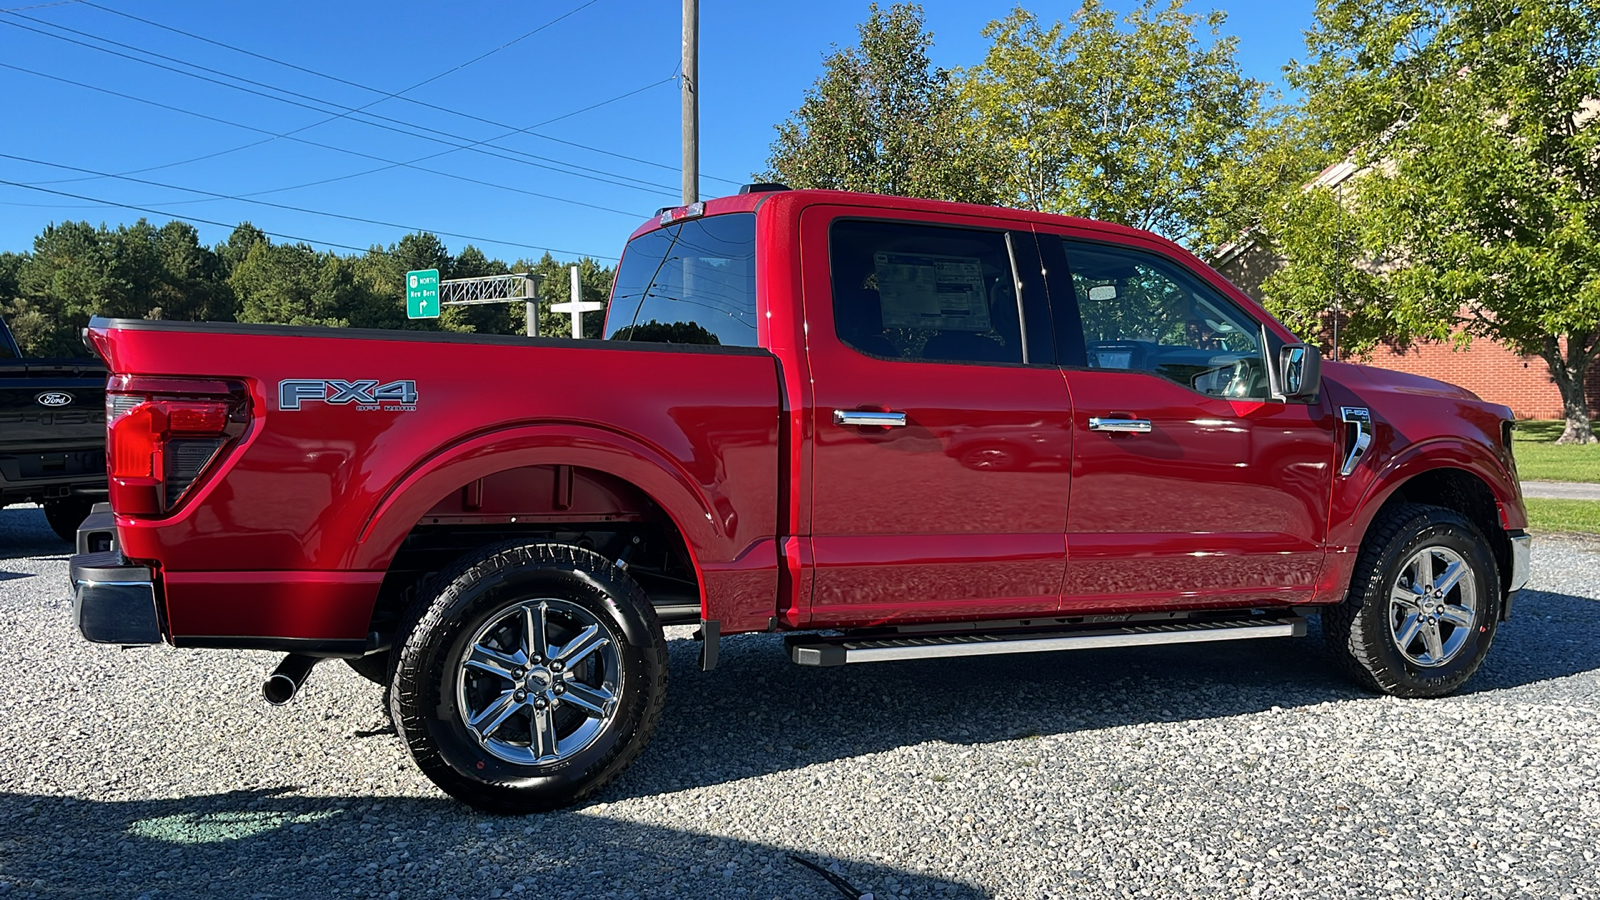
[{"left": 1275, "top": 343, "right": 1322, "bottom": 402}]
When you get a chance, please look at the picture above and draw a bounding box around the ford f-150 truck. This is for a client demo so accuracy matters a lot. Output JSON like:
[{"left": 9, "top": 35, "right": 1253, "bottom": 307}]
[
  {"left": 1, "top": 314, "right": 107, "bottom": 540},
  {"left": 69, "top": 187, "right": 1531, "bottom": 813}
]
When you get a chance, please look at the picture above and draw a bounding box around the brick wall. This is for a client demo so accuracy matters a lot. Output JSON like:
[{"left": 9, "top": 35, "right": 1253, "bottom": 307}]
[{"left": 1353, "top": 340, "right": 1566, "bottom": 419}]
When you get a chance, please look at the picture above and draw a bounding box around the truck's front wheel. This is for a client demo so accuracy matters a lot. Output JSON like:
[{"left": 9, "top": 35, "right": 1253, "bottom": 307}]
[
  {"left": 1324, "top": 504, "right": 1501, "bottom": 698},
  {"left": 389, "top": 542, "right": 667, "bottom": 813}
]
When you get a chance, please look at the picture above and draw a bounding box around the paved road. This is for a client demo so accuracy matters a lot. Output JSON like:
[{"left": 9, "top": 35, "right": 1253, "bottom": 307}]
[
  {"left": 1521, "top": 480, "right": 1600, "bottom": 501},
  {"left": 2, "top": 504, "right": 1598, "bottom": 899}
]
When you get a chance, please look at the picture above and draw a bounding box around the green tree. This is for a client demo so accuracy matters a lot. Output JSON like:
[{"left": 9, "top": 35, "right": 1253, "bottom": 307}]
[
  {"left": 145, "top": 221, "right": 234, "bottom": 322},
  {"left": 1263, "top": 0, "right": 1600, "bottom": 443},
  {"left": 765, "top": 3, "right": 1000, "bottom": 204},
  {"left": 963, "top": 0, "right": 1309, "bottom": 249},
  {"left": 230, "top": 240, "right": 349, "bottom": 328},
  {"left": 12, "top": 221, "right": 157, "bottom": 356},
  {"left": 216, "top": 222, "right": 267, "bottom": 273}
]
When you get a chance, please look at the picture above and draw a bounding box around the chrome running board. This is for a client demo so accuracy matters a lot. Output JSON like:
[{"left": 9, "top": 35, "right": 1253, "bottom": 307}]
[{"left": 785, "top": 615, "right": 1307, "bottom": 667}]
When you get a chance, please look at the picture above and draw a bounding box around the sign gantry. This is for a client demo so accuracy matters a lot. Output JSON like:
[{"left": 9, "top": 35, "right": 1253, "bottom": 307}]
[{"left": 406, "top": 271, "right": 544, "bottom": 336}]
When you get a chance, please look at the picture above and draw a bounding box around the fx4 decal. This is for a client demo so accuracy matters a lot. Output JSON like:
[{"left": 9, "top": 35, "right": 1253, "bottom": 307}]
[{"left": 279, "top": 379, "right": 418, "bottom": 411}]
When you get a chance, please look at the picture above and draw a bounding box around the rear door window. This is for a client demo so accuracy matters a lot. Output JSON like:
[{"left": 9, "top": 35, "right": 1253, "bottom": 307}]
[
  {"left": 829, "top": 219, "right": 1025, "bottom": 365},
  {"left": 605, "top": 213, "right": 757, "bottom": 347}
]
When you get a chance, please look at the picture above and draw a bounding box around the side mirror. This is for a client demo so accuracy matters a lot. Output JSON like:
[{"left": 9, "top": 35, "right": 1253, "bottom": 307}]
[{"left": 1277, "top": 343, "right": 1322, "bottom": 402}]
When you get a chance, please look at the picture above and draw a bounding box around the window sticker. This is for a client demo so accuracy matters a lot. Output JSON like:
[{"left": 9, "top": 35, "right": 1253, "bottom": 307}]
[{"left": 872, "top": 252, "right": 992, "bottom": 331}]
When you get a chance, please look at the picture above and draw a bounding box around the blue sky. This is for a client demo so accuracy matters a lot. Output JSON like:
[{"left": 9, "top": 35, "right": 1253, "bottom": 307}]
[{"left": 0, "top": 0, "right": 1315, "bottom": 266}]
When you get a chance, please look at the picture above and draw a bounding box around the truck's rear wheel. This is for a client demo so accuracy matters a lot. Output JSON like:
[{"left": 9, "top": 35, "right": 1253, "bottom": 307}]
[
  {"left": 389, "top": 541, "right": 667, "bottom": 813},
  {"left": 1324, "top": 504, "right": 1501, "bottom": 698}
]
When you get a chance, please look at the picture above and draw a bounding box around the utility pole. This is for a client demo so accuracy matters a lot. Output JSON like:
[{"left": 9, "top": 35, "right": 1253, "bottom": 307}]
[{"left": 681, "top": 0, "right": 698, "bottom": 205}]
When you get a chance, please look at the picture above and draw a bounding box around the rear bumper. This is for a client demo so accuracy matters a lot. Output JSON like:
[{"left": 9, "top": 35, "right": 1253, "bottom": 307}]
[
  {"left": 0, "top": 448, "right": 107, "bottom": 505},
  {"left": 70, "top": 548, "right": 162, "bottom": 645}
]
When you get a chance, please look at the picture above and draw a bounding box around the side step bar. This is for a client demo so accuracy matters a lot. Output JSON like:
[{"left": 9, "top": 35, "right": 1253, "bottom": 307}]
[{"left": 786, "top": 615, "right": 1307, "bottom": 667}]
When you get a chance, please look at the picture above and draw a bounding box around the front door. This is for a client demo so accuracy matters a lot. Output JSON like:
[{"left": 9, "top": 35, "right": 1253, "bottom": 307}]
[
  {"left": 1039, "top": 231, "right": 1338, "bottom": 611},
  {"left": 802, "top": 209, "right": 1072, "bottom": 627}
]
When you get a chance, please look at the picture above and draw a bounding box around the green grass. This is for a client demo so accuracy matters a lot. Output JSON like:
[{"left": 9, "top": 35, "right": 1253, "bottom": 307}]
[
  {"left": 1524, "top": 497, "right": 1600, "bottom": 535},
  {"left": 1512, "top": 420, "right": 1600, "bottom": 483}
]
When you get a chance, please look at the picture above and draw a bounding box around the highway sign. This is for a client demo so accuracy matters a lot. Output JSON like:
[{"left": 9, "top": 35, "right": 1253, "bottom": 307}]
[{"left": 406, "top": 269, "right": 440, "bottom": 319}]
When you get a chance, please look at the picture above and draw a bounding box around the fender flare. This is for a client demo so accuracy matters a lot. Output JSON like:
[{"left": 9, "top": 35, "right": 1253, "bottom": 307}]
[
  {"left": 349, "top": 422, "right": 721, "bottom": 580},
  {"left": 1333, "top": 436, "right": 1521, "bottom": 553}
]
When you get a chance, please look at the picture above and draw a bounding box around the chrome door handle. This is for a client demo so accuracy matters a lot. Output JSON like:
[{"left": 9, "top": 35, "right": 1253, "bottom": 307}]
[
  {"left": 833, "top": 409, "right": 907, "bottom": 428},
  {"left": 1340, "top": 407, "right": 1372, "bottom": 476},
  {"left": 1088, "top": 417, "right": 1152, "bottom": 433}
]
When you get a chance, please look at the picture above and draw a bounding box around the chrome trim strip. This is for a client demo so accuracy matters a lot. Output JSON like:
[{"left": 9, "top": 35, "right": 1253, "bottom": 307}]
[
  {"left": 833, "top": 410, "right": 907, "bottom": 427},
  {"left": 1088, "top": 417, "right": 1153, "bottom": 433},
  {"left": 1339, "top": 406, "right": 1373, "bottom": 476},
  {"left": 841, "top": 621, "right": 1303, "bottom": 664},
  {"left": 1508, "top": 532, "right": 1531, "bottom": 593}
]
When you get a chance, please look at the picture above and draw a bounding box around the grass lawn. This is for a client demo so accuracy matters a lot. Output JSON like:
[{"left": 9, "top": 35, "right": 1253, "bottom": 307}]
[
  {"left": 1512, "top": 419, "right": 1600, "bottom": 483},
  {"left": 1524, "top": 497, "right": 1600, "bottom": 535}
]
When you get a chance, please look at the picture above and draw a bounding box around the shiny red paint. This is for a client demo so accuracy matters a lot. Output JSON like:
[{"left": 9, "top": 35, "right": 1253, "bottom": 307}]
[
  {"left": 86, "top": 188, "right": 1525, "bottom": 650},
  {"left": 797, "top": 203, "right": 1071, "bottom": 626},
  {"left": 90, "top": 321, "right": 782, "bottom": 640},
  {"left": 1314, "top": 361, "right": 1523, "bottom": 603},
  {"left": 1059, "top": 371, "right": 1335, "bottom": 611}
]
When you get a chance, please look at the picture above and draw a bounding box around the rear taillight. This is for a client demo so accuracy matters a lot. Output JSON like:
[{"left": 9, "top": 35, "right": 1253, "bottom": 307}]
[{"left": 105, "top": 376, "right": 250, "bottom": 515}]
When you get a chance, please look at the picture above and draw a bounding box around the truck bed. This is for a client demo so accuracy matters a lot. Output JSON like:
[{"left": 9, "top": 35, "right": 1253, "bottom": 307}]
[{"left": 86, "top": 317, "right": 785, "bottom": 646}]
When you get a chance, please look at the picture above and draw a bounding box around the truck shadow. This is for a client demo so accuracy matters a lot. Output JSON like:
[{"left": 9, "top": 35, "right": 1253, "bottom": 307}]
[
  {"left": 609, "top": 587, "right": 1600, "bottom": 802},
  {"left": 0, "top": 506, "right": 68, "bottom": 561},
  {"left": 0, "top": 788, "right": 983, "bottom": 899}
]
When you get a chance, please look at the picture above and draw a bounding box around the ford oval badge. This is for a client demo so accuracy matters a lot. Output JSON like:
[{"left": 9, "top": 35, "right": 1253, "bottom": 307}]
[{"left": 36, "top": 391, "right": 73, "bottom": 407}]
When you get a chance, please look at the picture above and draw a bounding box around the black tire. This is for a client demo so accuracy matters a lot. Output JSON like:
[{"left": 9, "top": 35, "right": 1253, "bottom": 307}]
[
  {"left": 389, "top": 541, "right": 667, "bottom": 813},
  {"left": 344, "top": 652, "right": 391, "bottom": 686},
  {"left": 1323, "top": 504, "right": 1501, "bottom": 698},
  {"left": 43, "top": 497, "right": 94, "bottom": 544}
]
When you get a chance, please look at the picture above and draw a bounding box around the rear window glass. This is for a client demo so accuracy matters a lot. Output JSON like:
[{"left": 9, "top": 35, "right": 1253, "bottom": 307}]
[
  {"left": 829, "top": 219, "right": 1023, "bottom": 365},
  {"left": 605, "top": 213, "right": 757, "bottom": 347}
]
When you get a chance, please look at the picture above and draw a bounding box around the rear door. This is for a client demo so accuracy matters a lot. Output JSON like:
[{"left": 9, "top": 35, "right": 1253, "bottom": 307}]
[
  {"left": 1037, "top": 230, "right": 1337, "bottom": 611},
  {"left": 801, "top": 207, "right": 1072, "bottom": 626}
]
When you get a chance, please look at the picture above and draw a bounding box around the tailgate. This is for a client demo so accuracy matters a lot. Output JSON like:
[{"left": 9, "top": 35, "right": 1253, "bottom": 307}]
[{"left": 0, "top": 359, "right": 108, "bottom": 450}]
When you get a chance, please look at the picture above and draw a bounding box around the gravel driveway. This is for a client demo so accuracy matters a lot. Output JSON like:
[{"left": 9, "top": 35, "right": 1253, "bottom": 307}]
[{"left": 2, "top": 504, "right": 1597, "bottom": 899}]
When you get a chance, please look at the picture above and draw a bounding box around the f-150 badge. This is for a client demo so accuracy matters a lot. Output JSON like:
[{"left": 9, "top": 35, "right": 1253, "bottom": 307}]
[{"left": 278, "top": 379, "right": 418, "bottom": 411}]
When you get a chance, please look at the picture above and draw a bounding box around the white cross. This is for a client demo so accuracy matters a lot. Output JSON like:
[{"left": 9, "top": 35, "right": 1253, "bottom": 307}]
[
  {"left": 550, "top": 265, "right": 605, "bottom": 338},
  {"left": 550, "top": 299, "right": 605, "bottom": 338}
]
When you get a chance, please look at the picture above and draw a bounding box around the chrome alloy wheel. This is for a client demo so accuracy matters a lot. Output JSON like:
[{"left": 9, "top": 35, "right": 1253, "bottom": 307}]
[
  {"left": 454, "top": 598, "right": 622, "bottom": 765},
  {"left": 1388, "top": 545, "right": 1479, "bottom": 668}
]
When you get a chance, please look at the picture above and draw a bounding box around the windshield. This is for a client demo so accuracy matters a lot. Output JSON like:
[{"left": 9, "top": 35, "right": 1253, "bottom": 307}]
[{"left": 605, "top": 213, "right": 757, "bottom": 347}]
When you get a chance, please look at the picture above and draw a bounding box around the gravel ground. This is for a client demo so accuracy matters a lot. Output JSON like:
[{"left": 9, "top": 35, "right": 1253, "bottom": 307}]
[{"left": 2, "top": 504, "right": 1598, "bottom": 900}]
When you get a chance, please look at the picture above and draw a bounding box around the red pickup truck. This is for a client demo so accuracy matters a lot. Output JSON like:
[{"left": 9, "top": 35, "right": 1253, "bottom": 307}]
[{"left": 71, "top": 187, "right": 1530, "bottom": 812}]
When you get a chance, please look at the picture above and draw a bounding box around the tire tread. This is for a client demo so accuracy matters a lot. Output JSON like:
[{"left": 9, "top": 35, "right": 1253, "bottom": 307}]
[{"left": 389, "top": 541, "right": 668, "bottom": 813}]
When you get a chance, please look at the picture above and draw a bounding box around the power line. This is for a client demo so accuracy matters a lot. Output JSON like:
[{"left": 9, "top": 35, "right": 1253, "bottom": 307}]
[
  {"left": 0, "top": 0, "right": 78, "bottom": 9},
  {"left": 223, "top": 74, "right": 679, "bottom": 202},
  {"left": 0, "top": 152, "right": 624, "bottom": 258},
  {"left": 0, "top": 176, "right": 619, "bottom": 260},
  {"left": 0, "top": 61, "right": 652, "bottom": 218},
  {"left": 78, "top": 0, "right": 743, "bottom": 187},
  {"left": 0, "top": 10, "right": 683, "bottom": 197}
]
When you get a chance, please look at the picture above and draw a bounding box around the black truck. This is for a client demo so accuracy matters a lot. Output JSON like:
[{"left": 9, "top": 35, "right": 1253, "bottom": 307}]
[{"left": 0, "top": 315, "right": 107, "bottom": 540}]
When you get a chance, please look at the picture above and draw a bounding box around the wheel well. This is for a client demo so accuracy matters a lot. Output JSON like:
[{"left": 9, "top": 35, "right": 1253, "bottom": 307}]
[
  {"left": 1380, "top": 467, "right": 1511, "bottom": 593},
  {"left": 365, "top": 465, "right": 702, "bottom": 647}
]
